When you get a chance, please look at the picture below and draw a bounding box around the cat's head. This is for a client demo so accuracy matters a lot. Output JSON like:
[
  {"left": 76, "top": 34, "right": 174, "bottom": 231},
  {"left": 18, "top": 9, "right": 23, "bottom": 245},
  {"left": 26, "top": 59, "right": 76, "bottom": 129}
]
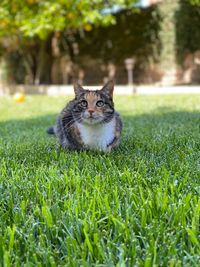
[{"left": 72, "top": 81, "right": 115, "bottom": 125}]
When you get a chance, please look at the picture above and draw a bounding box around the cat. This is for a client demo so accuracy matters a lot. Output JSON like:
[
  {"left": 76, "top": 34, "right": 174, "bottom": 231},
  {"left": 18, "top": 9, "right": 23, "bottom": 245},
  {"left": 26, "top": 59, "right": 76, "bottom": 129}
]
[{"left": 47, "top": 80, "right": 123, "bottom": 152}]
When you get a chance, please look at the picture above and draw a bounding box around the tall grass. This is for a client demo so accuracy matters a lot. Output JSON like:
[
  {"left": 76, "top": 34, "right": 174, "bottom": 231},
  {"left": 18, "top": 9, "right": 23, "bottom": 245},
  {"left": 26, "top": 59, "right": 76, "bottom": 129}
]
[{"left": 0, "top": 95, "right": 199, "bottom": 266}]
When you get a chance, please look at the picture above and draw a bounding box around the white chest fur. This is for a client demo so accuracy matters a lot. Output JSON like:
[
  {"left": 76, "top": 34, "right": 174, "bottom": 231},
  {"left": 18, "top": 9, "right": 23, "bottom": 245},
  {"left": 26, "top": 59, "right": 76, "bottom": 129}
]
[{"left": 77, "top": 118, "right": 115, "bottom": 151}]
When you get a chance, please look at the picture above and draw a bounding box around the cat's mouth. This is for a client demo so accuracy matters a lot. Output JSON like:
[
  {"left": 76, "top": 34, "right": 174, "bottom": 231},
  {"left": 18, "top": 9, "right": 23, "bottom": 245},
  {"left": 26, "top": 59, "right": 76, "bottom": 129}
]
[{"left": 81, "top": 116, "right": 103, "bottom": 125}]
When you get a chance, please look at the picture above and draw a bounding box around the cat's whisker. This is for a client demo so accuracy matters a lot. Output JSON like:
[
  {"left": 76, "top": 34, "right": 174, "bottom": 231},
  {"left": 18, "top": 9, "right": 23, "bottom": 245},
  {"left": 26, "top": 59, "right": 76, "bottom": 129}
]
[{"left": 63, "top": 121, "right": 74, "bottom": 130}]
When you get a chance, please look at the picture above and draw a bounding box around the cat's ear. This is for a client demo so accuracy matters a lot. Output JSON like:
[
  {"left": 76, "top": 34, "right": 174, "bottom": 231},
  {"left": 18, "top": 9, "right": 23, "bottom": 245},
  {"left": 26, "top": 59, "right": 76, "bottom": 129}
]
[
  {"left": 74, "top": 83, "right": 84, "bottom": 96},
  {"left": 101, "top": 80, "right": 114, "bottom": 97}
]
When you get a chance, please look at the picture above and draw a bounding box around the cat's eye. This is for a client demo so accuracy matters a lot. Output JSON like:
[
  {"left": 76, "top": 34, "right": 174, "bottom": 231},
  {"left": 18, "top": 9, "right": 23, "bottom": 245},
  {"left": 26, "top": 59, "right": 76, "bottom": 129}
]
[
  {"left": 80, "top": 100, "right": 88, "bottom": 107},
  {"left": 96, "top": 100, "right": 104, "bottom": 107}
]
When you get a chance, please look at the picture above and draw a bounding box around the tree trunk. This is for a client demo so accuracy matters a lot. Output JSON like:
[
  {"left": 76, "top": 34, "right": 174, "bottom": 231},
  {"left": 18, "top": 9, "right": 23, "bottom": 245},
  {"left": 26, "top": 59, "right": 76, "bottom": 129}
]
[
  {"left": 33, "top": 36, "right": 53, "bottom": 84},
  {"left": 157, "top": 0, "right": 180, "bottom": 84}
]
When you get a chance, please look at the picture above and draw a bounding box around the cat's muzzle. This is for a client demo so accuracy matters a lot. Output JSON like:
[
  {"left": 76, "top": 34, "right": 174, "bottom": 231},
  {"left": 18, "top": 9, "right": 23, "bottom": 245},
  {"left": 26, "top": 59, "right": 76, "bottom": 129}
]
[{"left": 82, "top": 112, "right": 103, "bottom": 125}]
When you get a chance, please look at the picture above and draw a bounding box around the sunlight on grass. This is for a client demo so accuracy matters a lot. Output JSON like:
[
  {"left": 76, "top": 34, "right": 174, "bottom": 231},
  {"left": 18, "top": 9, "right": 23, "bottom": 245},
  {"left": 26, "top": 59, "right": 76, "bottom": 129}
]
[{"left": 0, "top": 95, "right": 199, "bottom": 266}]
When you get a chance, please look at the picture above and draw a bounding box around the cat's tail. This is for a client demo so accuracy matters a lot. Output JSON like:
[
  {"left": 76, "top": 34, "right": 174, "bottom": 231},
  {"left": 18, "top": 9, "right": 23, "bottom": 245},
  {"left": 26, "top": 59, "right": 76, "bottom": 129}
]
[{"left": 46, "top": 126, "right": 56, "bottom": 135}]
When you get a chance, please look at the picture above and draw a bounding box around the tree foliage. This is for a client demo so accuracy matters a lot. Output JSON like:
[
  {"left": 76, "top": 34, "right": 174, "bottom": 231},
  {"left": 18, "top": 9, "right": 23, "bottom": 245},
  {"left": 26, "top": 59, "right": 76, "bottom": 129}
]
[
  {"left": 0, "top": 0, "right": 138, "bottom": 84},
  {"left": 0, "top": 0, "right": 137, "bottom": 40},
  {"left": 188, "top": 0, "right": 200, "bottom": 5}
]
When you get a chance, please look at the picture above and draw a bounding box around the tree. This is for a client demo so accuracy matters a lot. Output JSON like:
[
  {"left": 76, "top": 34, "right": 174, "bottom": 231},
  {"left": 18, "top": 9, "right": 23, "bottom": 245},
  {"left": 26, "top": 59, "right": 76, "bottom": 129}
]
[
  {"left": 0, "top": 0, "right": 138, "bottom": 84},
  {"left": 189, "top": 0, "right": 200, "bottom": 5}
]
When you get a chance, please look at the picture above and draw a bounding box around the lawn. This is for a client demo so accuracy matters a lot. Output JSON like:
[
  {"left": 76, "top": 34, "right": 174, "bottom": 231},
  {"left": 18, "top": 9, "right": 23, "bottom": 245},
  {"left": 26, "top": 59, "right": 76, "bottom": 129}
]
[{"left": 0, "top": 94, "right": 199, "bottom": 266}]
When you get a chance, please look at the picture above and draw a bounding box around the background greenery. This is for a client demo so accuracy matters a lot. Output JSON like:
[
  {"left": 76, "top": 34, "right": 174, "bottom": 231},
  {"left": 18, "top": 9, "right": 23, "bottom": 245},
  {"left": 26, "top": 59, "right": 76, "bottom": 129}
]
[{"left": 1, "top": 0, "right": 200, "bottom": 84}]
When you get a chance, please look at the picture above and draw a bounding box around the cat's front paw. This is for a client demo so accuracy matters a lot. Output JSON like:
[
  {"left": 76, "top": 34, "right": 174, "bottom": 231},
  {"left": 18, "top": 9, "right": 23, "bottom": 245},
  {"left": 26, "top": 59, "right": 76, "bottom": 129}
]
[{"left": 105, "top": 145, "right": 112, "bottom": 153}]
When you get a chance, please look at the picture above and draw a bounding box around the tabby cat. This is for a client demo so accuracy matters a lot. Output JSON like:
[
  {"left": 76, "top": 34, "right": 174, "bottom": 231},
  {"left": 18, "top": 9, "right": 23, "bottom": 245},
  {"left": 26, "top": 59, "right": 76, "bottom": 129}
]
[{"left": 47, "top": 81, "right": 123, "bottom": 152}]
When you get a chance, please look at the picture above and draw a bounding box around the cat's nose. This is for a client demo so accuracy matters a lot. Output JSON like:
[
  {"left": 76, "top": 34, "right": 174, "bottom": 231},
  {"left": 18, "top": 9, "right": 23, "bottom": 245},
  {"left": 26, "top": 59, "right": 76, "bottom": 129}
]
[{"left": 88, "top": 109, "right": 95, "bottom": 115}]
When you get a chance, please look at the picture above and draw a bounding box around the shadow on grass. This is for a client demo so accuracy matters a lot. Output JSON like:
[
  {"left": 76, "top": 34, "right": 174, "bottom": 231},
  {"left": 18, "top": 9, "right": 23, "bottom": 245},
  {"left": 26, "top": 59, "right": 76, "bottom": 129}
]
[
  {"left": 0, "top": 114, "right": 57, "bottom": 136},
  {"left": 0, "top": 109, "right": 199, "bottom": 170}
]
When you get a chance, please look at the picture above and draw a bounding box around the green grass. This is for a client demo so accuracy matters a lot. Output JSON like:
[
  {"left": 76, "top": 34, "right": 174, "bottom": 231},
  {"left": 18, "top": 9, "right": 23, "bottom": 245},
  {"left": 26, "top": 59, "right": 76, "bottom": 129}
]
[{"left": 0, "top": 94, "right": 199, "bottom": 266}]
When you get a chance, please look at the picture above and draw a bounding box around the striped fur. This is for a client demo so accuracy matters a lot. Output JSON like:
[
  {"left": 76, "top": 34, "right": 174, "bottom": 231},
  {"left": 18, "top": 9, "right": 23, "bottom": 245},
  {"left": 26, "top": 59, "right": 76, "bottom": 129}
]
[{"left": 48, "top": 81, "right": 123, "bottom": 152}]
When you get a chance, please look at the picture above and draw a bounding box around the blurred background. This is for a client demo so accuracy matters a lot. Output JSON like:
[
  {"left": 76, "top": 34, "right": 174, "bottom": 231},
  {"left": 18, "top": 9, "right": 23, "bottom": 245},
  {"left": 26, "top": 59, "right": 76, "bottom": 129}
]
[{"left": 1, "top": 0, "right": 200, "bottom": 92}]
